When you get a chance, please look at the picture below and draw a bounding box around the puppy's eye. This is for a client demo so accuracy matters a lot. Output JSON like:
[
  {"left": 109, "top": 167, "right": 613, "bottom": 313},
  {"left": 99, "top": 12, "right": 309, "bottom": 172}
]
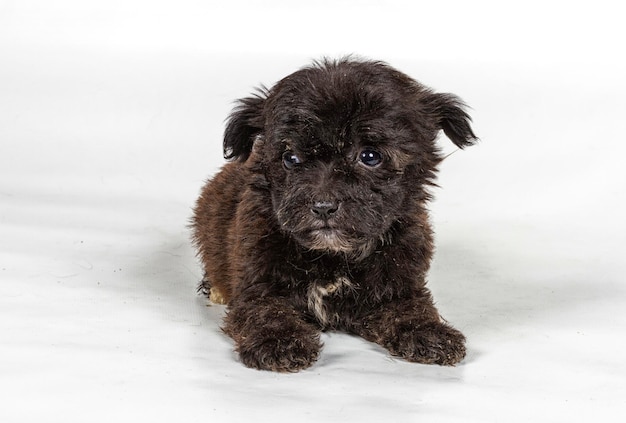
[
  {"left": 359, "top": 149, "right": 383, "bottom": 167},
  {"left": 282, "top": 151, "right": 302, "bottom": 169}
]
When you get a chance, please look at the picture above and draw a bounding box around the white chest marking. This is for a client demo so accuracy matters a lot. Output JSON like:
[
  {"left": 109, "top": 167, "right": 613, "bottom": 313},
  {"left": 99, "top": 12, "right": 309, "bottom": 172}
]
[{"left": 307, "top": 276, "right": 354, "bottom": 326}]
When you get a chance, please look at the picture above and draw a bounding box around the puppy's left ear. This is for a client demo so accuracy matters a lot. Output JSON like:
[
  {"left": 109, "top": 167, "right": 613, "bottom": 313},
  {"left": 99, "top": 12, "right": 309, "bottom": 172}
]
[
  {"left": 223, "top": 92, "right": 267, "bottom": 161},
  {"left": 424, "top": 93, "right": 478, "bottom": 148}
]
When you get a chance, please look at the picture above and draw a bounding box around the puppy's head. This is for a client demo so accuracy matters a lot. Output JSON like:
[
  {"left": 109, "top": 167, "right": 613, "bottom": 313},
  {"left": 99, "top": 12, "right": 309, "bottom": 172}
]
[{"left": 224, "top": 58, "right": 477, "bottom": 257}]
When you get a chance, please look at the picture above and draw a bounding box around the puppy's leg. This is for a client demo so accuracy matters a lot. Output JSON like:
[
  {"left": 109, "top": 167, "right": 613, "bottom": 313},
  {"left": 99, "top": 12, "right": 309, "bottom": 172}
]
[
  {"left": 354, "top": 293, "right": 466, "bottom": 366},
  {"left": 223, "top": 297, "right": 322, "bottom": 372}
]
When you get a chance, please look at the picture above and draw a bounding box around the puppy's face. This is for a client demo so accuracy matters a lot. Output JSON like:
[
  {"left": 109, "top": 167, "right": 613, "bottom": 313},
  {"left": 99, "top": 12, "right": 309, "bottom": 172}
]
[{"left": 224, "top": 59, "right": 476, "bottom": 256}]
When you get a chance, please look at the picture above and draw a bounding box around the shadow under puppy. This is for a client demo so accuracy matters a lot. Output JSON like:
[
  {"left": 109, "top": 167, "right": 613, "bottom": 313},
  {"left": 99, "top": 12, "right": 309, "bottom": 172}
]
[{"left": 192, "top": 58, "right": 477, "bottom": 372}]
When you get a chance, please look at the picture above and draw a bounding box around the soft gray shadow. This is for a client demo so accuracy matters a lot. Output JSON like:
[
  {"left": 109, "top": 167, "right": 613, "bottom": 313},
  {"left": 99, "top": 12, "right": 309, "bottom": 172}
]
[
  {"left": 124, "top": 222, "right": 225, "bottom": 330},
  {"left": 430, "top": 231, "right": 625, "bottom": 341}
]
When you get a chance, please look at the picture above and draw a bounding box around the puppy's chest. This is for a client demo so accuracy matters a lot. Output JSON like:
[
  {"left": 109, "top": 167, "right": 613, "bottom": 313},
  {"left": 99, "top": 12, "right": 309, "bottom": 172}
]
[{"left": 306, "top": 275, "right": 356, "bottom": 327}]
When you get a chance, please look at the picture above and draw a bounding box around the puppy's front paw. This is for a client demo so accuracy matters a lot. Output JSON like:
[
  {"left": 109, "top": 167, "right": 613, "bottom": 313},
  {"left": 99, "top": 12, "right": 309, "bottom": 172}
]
[
  {"left": 237, "top": 331, "right": 321, "bottom": 372},
  {"left": 386, "top": 321, "right": 466, "bottom": 366},
  {"left": 224, "top": 299, "right": 322, "bottom": 372}
]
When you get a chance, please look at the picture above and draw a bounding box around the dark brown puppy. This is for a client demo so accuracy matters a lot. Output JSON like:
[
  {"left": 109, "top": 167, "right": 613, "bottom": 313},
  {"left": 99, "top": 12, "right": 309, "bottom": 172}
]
[{"left": 192, "top": 58, "right": 477, "bottom": 372}]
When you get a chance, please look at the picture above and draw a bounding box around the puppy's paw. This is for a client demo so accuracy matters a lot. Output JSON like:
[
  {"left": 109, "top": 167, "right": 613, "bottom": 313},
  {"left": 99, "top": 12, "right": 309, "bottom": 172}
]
[
  {"left": 224, "top": 299, "right": 322, "bottom": 372},
  {"left": 237, "top": 331, "right": 321, "bottom": 372},
  {"left": 387, "top": 321, "right": 466, "bottom": 366}
]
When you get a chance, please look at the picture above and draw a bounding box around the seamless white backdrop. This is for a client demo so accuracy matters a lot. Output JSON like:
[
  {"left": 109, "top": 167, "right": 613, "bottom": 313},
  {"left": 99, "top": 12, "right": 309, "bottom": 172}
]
[{"left": 2, "top": 1, "right": 625, "bottom": 422}]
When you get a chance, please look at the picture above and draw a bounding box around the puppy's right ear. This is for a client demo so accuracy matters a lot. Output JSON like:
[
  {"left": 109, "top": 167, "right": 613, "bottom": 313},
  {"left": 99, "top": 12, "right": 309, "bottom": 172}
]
[{"left": 223, "top": 91, "right": 266, "bottom": 161}]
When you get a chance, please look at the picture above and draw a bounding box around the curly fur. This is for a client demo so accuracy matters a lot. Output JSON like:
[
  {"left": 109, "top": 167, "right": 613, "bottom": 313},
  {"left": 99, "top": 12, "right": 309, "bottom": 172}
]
[{"left": 192, "top": 57, "right": 477, "bottom": 372}]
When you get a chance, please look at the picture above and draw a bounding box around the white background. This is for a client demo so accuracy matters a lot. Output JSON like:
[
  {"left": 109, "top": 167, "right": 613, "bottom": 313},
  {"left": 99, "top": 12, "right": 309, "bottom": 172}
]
[{"left": 1, "top": 1, "right": 625, "bottom": 422}]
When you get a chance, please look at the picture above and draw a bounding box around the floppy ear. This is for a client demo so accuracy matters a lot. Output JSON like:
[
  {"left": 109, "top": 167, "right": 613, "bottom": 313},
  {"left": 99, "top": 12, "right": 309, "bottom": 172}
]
[
  {"left": 424, "top": 92, "right": 478, "bottom": 148},
  {"left": 223, "top": 91, "right": 267, "bottom": 161}
]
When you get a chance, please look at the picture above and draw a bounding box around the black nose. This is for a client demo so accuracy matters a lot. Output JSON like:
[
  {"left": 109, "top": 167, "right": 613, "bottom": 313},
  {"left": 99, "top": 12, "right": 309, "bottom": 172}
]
[{"left": 311, "top": 201, "right": 339, "bottom": 220}]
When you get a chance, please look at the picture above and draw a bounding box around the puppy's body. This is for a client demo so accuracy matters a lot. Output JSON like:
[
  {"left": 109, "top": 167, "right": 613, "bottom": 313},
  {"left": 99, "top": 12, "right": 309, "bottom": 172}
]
[{"left": 192, "top": 58, "right": 477, "bottom": 372}]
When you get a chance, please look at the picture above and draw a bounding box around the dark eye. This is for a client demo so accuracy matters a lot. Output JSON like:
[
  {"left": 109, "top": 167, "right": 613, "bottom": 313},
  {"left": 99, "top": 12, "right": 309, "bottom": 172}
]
[
  {"left": 359, "top": 149, "right": 383, "bottom": 167},
  {"left": 282, "top": 151, "right": 302, "bottom": 169}
]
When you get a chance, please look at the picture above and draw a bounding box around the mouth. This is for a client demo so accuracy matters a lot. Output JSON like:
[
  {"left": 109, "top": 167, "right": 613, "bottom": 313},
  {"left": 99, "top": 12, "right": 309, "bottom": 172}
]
[
  {"left": 311, "top": 226, "right": 340, "bottom": 234},
  {"left": 306, "top": 228, "right": 354, "bottom": 252},
  {"left": 309, "top": 226, "right": 343, "bottom": 240},
  {"left": 309, "top": 224, "right": 346, "bottom": 239}
]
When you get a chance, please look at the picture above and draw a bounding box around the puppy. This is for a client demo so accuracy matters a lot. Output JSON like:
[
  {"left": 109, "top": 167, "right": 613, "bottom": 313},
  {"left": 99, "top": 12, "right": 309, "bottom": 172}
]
[{"left": 192, "top": 58, "right": 477, "bottom": 372}]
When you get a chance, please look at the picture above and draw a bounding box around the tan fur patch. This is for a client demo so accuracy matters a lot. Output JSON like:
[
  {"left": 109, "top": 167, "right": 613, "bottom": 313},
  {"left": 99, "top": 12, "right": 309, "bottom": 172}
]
[{"left": 209, "top": 287, "right": 227, "bottom": 305}]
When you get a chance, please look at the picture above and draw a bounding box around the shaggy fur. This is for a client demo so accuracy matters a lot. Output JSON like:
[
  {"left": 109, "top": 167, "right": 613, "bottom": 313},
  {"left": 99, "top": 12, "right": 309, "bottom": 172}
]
[{"left": 192, "top": 58, "right": 477, "bottom": 372}]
